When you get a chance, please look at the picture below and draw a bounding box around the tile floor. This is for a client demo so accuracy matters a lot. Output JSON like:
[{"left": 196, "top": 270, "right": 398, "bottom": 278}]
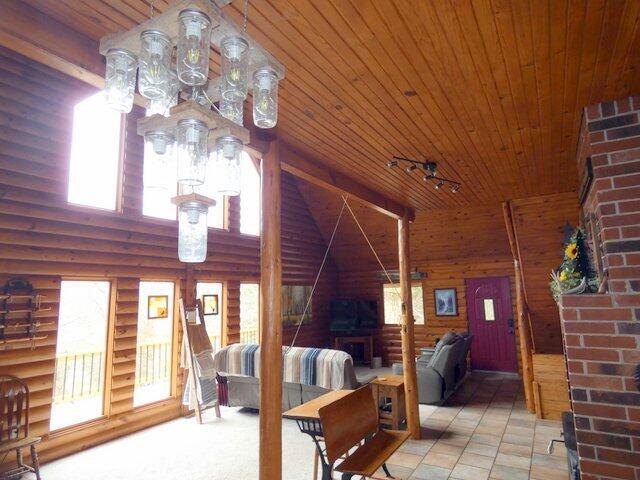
[{"left": 379, "top": 372, "right": 569, "bottom": 480}]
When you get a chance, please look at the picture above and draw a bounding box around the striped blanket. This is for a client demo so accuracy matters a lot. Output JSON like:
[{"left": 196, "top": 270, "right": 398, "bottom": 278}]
[{"left": 213, "top": 344, "right": 352, "bottom": 390}]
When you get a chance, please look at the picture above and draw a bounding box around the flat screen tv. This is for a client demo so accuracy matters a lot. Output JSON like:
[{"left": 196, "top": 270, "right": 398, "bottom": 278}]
[{"left": 329, "top": 300, "right": 378, "bottom": 332}]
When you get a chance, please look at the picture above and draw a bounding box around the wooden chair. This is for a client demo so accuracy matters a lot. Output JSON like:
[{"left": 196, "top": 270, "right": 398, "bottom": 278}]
[
  {"left": 0, "top": 376, "right": 41, "bottom": 480},
  {"left": 318, "top": 386, "right": 410, "bottom": 479}
]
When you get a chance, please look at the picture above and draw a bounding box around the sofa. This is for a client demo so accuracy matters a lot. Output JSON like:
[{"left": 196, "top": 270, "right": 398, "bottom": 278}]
[
  {"left": 213, "top": 344, "right": 376, "bottom": 411},
  {"left": 395, "top": 331, "right": 473, "bottom": 404}
]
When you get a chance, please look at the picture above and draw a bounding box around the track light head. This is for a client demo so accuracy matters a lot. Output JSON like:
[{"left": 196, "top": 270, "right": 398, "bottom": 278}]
[
  {"left": 451, "top": 184, "right": 460, "bottom": 193},
  {"left": 405, "top": 164, "right": 417, "bottom": 173},
  {"left": 435, "top": 181, "right": 444, "bottom": 190},
  {"left": 423, "top": 174, "right": 434, "bottom": 181},
  {"left": 387, "top": 159, "right": 399, "bottom": 168}
]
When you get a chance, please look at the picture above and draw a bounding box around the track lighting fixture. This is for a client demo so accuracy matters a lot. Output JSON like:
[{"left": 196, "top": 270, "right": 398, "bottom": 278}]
[{"left": 389, "top": 156, "right": 462, "bottom": 193}]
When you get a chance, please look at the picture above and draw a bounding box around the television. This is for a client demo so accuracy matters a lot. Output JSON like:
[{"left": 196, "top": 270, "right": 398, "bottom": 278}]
[{"left": 329, "top": 300, "right": 378, "bottom": 332}]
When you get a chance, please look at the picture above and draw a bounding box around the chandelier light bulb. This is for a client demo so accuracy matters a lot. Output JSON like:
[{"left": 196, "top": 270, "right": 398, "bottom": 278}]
[
  {"left": 220, "top": 35, "right": 249, "bottom": 102},
  {"left": 214, "top": 136, "right": 242, "bottom": 196},
  {"left": 177, "top": 200, "right": 210, "bottom": 263},
  {"left": 177, "top": 9, "right": 212, "bottom": 86},
  {"left": 105, "top": 48, "right": 137, "bottom": 113},
  {"left": 176, "top": 118, "right": 208, "bottom": 186},
  {"left": 138, "top": 30, "right": 172, "bottom": 100},
  {"left": 253, "top": 68, "right": 278, "bottom": 128}
]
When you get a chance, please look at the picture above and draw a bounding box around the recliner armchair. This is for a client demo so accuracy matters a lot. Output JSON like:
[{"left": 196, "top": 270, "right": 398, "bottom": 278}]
[{"left": 416, "top": 334, "right": 464, "bottom": 404}]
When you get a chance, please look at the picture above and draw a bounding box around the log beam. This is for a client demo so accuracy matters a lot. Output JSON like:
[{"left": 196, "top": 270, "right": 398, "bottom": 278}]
[
  {"left": 398, "top": 214, "right": 421, "bottom": 439},
  {"left": 259, "top": 141, "right": 283, "bottom": 480}
]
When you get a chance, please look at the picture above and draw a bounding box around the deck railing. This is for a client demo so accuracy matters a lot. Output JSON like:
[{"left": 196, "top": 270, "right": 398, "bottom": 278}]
[{"left": 53, "top": 330, "right": 259, "bottom": 403}]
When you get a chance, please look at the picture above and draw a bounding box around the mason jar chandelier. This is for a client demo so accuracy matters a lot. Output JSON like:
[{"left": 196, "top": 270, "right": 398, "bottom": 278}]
[{"left": 99, "top": 0, "right": 284, "bottom": 263}]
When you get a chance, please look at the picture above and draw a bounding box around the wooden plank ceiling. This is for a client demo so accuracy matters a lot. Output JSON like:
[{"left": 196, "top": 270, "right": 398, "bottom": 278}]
[{"left": 22, "top": 0, "right": 640, "bottom": 211}]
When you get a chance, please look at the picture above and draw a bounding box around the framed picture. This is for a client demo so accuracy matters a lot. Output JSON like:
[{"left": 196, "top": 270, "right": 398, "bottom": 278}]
[
  {"left": 282, "top": 285, "right": 312, "bottom": 327},
  {"left": 434, "top": 288, "right": 458, "bottom": 316},
  {"left": 147, "top": 295, "right": 169, "bottom": 319},
  {"left": 202, "top": 294, "right": 219, "bottom": 315}
]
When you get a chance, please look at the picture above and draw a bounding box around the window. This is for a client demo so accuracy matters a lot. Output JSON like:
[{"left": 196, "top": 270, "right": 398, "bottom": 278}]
[
  {"left": 240, "top": 283, "right": 259, "bottom": 343},
  {"left": 143, "top": 184, "right": 177, "bottom": 221},
  {"left": 383, "top": 284, "right": 424, "bottom": 325},
  {"left": 51, "top": 281, "right": 111, "bottom": 430},
  {"left": 68, "top": 92, "right": 122, "bottom": 210},
  {"left": 196, "top": 282, "right": 223, "bottom": 350},
  {"left": 134, "top": 281, "right": 175, "bottom": 407},
  {"left": 240, "top": 152, "right": 260, "bottom": 236},
  {"left": 484, "top": 298, "right": 496, "bottom": 321}
]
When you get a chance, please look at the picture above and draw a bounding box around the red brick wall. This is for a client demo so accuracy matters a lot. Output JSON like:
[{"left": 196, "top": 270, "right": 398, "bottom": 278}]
[{"left": 559, "top": 96, "right": 640, "bottom": 480}]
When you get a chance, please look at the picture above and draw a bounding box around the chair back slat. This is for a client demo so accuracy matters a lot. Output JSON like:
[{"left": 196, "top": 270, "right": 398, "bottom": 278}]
[
  {"left": 0, "top": 375, "right": 30, "bottom": 443},
  {"left": 318, "top": 386, "right": 378, "bottom": 464}
]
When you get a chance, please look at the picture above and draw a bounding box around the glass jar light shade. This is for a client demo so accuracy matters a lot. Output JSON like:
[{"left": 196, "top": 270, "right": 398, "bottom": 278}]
[
  {"left": 253, "top": 68, "right": 278, "bottom": 128},
  {"left": 177, "top": 9, "right": 212, "bottom": 86},
  {"left": 219, "top": 98, "right": 244, "bottom": 126},
  {"left": 220, "top": 35, "right": 249, "bottom": 102},
  {"left": 138, "top": 30, "right": 172, "bottom": 100},
  {"left": 176, "top": 119, "right": 209, "bottom": 186},
  {"left": 177, "top": 201, "right": 209, "bottom": 263},
  {"left": 214, "top": 136, "right": 242, "bottom": 196},
  {"left": 145, "top": 69, "right": 179, "bottom": 117},
  {"left": 105, "top": 49, "right": 137, "bottom": 113},
  {"left": 143, "top": 131, "right": 176, "bottom": 189}
]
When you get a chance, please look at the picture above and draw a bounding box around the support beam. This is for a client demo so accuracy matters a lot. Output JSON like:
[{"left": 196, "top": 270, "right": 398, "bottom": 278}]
[
  {"left": 280, "top": 144, "right": 415, "bottom": 222},
  {"left": 398, "top": 214, "right": 421, "bottom": 440},
  {"left": 502, "top": 201, "right": 536, "bottom": 414},
  {"left": 259, "top": 142, "right": 283, "bottom": 480}
]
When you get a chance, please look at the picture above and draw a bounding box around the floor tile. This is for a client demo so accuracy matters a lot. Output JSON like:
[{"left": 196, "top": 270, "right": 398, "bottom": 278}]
[
  {"left": 494, "top": 452, "right": 531, "bottom": 470},
  {"left": 410, "top": 464, "right": 451, "bottom": 480},
  {"left": 422, "top": 451, "right": 459, "bottom": 469},
  {"left": 498, "top": 442, "right": 532, "bottom": 457},
  {"left": 489, "top": 464, "right": 529, "bottom": 480},
  {"left": 471, "top": 433, "right": 502, "bottom": 447},
  {"left": 431, "top": 442, "right": 465, "bottom": 457},
  {"left": 378, "top": 464, "right": 415, "bottom": 479},
  {"left": 439, "top": 434, "right": 471, "bottom": 447},
  {"left": 464, "top": 441, "right": 499, "bottom": 458},
  {"left": 399, "top": 439, "right": 434, "bottom": 456},
  {"left": 450, "top": 463, "right": 490, "bottom": 480},
  {"left": 501, "top": 433, "right": 533, "bottom": 446},
  {"left": 388, "top": 451, "right": 423, "bottom": 469},
  {"left": 458, "top": 451, "right": 495, "bottom": 470}
]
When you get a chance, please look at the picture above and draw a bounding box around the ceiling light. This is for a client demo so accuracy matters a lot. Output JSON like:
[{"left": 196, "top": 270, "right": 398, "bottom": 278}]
[
  {"left": 451, "top": 184, "right": 460, "bottom": 193},
  {"left": 387, "top": 160, "right": 399, "bottom": 168},
  {"left": 177, "top": 9, "right": 212, "bottom": 86},
  {"left": 435, "top": 181, "right": 444, "bottom": 190},
  {"left": 405, "top": 164, "right": 417, "bottom": 173},
  {"left": 253, "top": 67, "right": 279, "bottom": 128},
  {"left": 422, "top": 174, "right": 433, "bottom": 181}
]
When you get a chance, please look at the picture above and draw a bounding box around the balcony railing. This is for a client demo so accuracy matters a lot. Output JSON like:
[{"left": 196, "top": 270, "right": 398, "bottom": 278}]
[{"left": 53, "top": 330, "right": 259, "bottom": 404}]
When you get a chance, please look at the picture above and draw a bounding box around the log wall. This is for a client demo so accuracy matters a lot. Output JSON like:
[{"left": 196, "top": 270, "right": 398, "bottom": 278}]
[{"left": 0, "top": 47, "right": 336, "bottom": 464}]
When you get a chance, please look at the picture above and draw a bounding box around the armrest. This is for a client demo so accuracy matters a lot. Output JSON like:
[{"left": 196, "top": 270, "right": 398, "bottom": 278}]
[{"left": 356, "top": 374, "right": 377, "bottom": 387}]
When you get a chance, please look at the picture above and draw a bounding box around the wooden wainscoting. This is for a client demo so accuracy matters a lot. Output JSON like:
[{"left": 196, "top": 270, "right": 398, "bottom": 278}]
[{"left": 532, "top": 353, "right": 571, "bottom": 420}]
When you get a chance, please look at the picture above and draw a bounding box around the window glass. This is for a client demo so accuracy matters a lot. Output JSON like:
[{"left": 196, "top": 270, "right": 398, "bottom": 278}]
[
  {"left": 51, "top": 281, "right": 111, "bottom": 430},
  {"left": 196, "top": 282, "right": 223, "bottom": 350},
  {"left": 484, "top": 298, "right": 496, "bottom": 321},
  {"left": 134, "top": 281, "right": 174, "bottom": 406},
  {"left": 68, "top": 92, "right": 121, "bottom": 210},
  {"left": 383, "top": 284, "right": 424, "bottom": 325},
  {"left": 240, "top": 152, "right": 260, "bottom": 236},
  {"left": 240, "top": 283, "right": 259, "bottom": 343}
]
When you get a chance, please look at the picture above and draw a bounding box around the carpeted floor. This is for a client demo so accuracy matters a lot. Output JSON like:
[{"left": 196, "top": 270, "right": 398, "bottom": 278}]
[{"left": 40, "top": 371, "right": 568, "bottom": 479}]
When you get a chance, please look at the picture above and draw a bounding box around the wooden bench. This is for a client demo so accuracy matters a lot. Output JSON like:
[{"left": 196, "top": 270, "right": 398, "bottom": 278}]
[{"left": 318, "top": 385, "right": 410, "bottom": 479}]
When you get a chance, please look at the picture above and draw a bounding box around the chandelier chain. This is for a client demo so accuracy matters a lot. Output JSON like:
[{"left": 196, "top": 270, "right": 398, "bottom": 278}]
[
  {"left": 149, "top": 0, "right": 156, "bottom": 18},
  {"left": 243, "top": 0, "right": 249, "bottom": 33}
]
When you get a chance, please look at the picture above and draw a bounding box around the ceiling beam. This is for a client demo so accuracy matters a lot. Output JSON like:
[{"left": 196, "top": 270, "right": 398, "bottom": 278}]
[
  {"left": 0, "top": 0, "right": 414, "bottom": 221},
  {"left": 279, "top": 143, "right": 415, "bottom": 221}
]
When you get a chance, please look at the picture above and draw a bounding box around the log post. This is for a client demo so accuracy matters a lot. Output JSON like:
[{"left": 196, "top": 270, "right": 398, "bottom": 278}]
[
  {"left": 398, "top": 213, "right": 421, "bottom": 439},
  {"left": 502, "top": 202, "right": 536, "bottom": 413},
  {"left": 259, "top": 141, "right": 283, "bottom": 480}
]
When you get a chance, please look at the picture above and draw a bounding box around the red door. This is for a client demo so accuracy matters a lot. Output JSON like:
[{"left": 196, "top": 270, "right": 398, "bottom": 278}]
[{"left": 465, "top": 276, "right": 518, "bottom": 373}]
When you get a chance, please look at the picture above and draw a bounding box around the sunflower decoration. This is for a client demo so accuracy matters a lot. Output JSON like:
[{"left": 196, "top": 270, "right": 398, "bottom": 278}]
[{"left": 550, "top": 226, "right": 599, "bottom": 301}]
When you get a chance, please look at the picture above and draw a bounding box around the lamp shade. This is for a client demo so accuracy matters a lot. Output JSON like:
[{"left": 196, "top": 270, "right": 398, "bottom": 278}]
[
  {"left": 214, "top": 136, "right": 242, "bottom": 196},
  {"left": 173, "top": 193, "right": 216, "bottom": 263},
  {"left": 176, "top": 118, "right": 209, "bottom": 186},
  {"left": 105, "top": 48, "right": 137, "bottom": 113},
  {"left": 252, "top": 67, "right": 278, "bottom": 128},
  {"left": 177, "top": 9, "right": 212, "bottom": 86},
  {"left": 138, "top": 29, "right": 172, "bottom": 100},
  {"left": 220, "top": 35, "right": 249, "bottom": 102}
]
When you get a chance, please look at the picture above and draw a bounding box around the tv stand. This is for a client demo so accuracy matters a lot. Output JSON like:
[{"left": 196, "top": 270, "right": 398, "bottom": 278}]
[{"left": 334, "top": 334, "right": 373, "bottom": 369}]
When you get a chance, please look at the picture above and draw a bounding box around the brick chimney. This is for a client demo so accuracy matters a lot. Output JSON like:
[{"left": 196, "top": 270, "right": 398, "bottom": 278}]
[{"left": 558, "top": 96, "right": 640, "bottom": 480}]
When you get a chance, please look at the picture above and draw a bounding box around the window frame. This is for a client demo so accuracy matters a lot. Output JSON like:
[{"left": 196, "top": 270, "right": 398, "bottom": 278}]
[
  {"left": 50, "top": 277, "right": 117, "bottom": 433},
  {"left": 381, "top": 282, "right": 425, "bottom": 326}
]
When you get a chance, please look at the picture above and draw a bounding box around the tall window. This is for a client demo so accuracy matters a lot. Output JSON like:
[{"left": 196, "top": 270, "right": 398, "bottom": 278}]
[
  {"left": 68, "top": 92, "right": 122, "bottom": 210},
  {"left": 51, "top": 281, "right": 111, "bottom": 431},
  {"left": 196, "top": 282, "right": 223, "bottom": 350},
  {"left": 143, "top": 184, "right": 177, "bottom": 221},
  {"left": 240, "top": 283, "right": 259, "bottom": 344},
  {"left": 383, "top": 283, "right": 424, "bottom": 325},
  {"left": 240, "top": 152, "right": 260, "bottom": 236},
  {"left": 134, "top": 281, "right": 175, "bottom": 407}
]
